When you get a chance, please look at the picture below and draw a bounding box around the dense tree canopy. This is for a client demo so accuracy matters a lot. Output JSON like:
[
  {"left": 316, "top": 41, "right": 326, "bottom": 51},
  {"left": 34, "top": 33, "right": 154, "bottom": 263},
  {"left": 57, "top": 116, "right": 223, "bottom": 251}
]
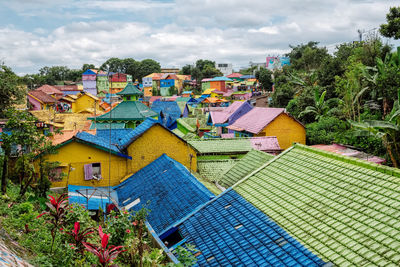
[
  {"left": 0, "top": 65, "right": 24, "bottom": 115},
  {"left": 380, "top": 7, "right": 400, "bottom": 39}
]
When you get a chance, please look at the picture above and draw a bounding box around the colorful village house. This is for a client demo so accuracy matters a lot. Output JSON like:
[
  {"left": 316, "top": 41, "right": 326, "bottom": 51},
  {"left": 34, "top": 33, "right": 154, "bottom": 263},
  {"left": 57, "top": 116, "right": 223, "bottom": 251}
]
[
  {"left": 226, "top": 72, "right": 244, "bottom": 81},
  {"left": 201, "top": 78, "right": 212, "bottom": 92},
  {"left": 142, "top": 74, "right": 154, "bottom": 97},
  {"left": 159, "top": 74, "right": 179, "bottom": 96},
  {"left": 82, "top": 69, "right": 98, "bottom": 96},
  {"left": 89, "top": 82, "right": 158, "bottom": 129},
  {"left": 69, "top": 91, "right": 102, "bottom": 114},
  {"left": 41, "top": 130, "right": 132, "bottom": 188},
  {"left": 208, "top": 101, "right": 253, "bottom": 136},
  {"left": 35, "top": 84, "right": 64, "bottom": 100},
  {"left": 28, "top": 90, "right": 57, "bottom": 111},
  {"left": 115, "top": 154, "right": 213, "bottom": 236},
  {"left": 151, "top": 101, "right": 182, "bottom": 130},
  {"left": 109, "top": 72, "right": 128, "bottom": 94},
  {"left": 209, "top": 76, "right": 232, "bottom": 92},
  {"left": 231, "top": 90, "right": 252, "bottom": 101},
  {"left": 96, "top": 70, "right": 109, "bottom": 97},
  {"left": 232, "top": 143, "right": 400, "bottom": 266},
  {"left": 176, "top": 74, "right": 191, "bottom": 93},
  {"left": 118, "top": 118, "right": 198, "bottom": 174},
  {"left": 162, "top": 188, "right": 327, "bottom": 266},
  {"left": 227, "top": 107, "right": 305, "bottom": 149},
  {"left": 180, "top": 91, "right": 193, "bottom": 98}
]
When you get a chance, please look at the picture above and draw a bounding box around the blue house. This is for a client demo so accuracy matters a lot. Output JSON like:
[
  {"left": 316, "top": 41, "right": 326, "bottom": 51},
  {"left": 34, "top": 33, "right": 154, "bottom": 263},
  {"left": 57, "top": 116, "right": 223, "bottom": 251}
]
[
  {"left": 114, "top": 154, "right": 214, "bottom": 235},
  {"left": 151, "top": 101, "right": 182, "bottom": 130},
  {"left": 161, "top": 189, "right": 327, "bottom": 266}
]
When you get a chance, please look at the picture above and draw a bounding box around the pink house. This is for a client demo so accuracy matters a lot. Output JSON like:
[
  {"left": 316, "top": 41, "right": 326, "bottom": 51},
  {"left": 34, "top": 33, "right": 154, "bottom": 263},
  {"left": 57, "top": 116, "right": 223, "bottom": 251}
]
[{"left": 28, "top": 90, "right": 57, "bottom": 110}]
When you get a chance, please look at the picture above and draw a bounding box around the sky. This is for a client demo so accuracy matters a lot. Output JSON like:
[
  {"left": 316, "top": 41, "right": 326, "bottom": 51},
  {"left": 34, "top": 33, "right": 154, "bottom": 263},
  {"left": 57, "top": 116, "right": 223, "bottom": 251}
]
[{"left": 0, "top": 0, "right": 398, "bottom": 75}]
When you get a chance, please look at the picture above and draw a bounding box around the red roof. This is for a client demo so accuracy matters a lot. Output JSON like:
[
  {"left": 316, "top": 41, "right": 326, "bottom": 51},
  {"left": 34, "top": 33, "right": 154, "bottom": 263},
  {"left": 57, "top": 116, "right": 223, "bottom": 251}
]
[
  {"left": 28, "top": 90, "right": 57, "bottom": 104},
  {"left": 226, "top": 73, "right": 243, "bottom": 78},
  {"left": 227, "top": 107, "right": 286, "bottom": 134},
  {"left": 36, "top": 85, "right": 63, "bottom": 95},
  {"left": 54, "top": 85, "right": 80, "bottom": 91}
]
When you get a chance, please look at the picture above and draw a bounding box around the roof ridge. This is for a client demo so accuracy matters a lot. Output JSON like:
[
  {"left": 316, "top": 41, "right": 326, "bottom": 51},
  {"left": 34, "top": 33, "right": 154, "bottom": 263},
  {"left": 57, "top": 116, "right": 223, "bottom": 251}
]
[
  {"left": 295, "top": 143, "right": 400, "bottom": 178},
  {"left": 231, "top": 146, "right": 296, "bottom": 189}
]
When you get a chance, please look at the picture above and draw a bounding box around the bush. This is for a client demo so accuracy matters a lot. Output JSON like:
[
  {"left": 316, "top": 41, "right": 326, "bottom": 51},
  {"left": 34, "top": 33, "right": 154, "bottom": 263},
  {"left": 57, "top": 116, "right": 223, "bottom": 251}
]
[{"left": 306, "top": 116, "right": 348, "bottom": 145}]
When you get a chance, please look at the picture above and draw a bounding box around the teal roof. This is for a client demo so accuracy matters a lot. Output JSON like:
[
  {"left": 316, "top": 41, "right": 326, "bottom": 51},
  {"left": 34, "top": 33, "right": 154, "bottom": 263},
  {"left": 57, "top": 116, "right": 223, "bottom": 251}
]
[
  {"left": 116, "top": 82, "right": 143, "bottom": 96},
  {"left": 188, "top": 138, "right": 254, "bottom": 154},
  {"left": 89, "top": 101, "right": 157, "bottom": 121},
  {"left": 219, "top": 149, "right": 274, "bottom": 188},
  {"left": 89, "top": 122, "right": 126, "bottom": 130},
  {"left": 175, "top": 97, "right": 192, "bottom": 102},
  {"left": 233, "top": 144, "right": 400, "bottom": 266},
  {"left": 197, "top": 159, "right": 238, "bottom": 182}
]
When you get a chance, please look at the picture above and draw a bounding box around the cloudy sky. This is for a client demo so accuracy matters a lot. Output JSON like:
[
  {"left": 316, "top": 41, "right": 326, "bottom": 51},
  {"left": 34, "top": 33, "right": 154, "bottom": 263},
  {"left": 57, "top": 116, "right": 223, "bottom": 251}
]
[{"left": 0, "top": 0, "right": 398, "bottom": 74}]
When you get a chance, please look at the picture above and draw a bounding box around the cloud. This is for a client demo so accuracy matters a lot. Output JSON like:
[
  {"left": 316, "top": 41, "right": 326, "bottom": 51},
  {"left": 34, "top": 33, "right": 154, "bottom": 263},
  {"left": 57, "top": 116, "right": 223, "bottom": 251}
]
[{"left": 0, "top": 0, "right": 399, "bottom": 74}]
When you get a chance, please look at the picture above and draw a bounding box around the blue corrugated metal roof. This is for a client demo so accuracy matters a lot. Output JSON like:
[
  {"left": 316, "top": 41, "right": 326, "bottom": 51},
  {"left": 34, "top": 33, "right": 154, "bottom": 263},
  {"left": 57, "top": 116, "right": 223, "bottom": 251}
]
[
  {"left": 89, "top": 122, "right": 126, "bottom": 130},
  {"left": 175, "top": 190, "right": 326, "bottom": 266},
  {"left": 119, "top": 118, "right": 158, "bottom": 149},
  {"left": 114, "top": 154, "right": 214, "bottom": 234},
  {"left": 95, "top": 128, "right": 134, "bottom": 147},
  {"left": 68, "top": 185, "right": 115, "bottom": 211},
  {"left": 210, "top": 76, "right": 233, "bottom": 82},
  {"left": 82, "top": 69, "right": 97, "bottom": 75},
  {"left": 75, "top": 131, "right": 120, "bottom": 153},
  {"left": 151, "top": 101, "right": 181, "bottom": 127}
]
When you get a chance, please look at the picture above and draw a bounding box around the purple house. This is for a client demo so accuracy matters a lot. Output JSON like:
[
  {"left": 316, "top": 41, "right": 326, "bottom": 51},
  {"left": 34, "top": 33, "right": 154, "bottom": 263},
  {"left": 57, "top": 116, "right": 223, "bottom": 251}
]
[
  {"left": 207, "top": 101, "right": 253, "bottom": 136},
  {"left": 82, "top": 69, "right": 97, "bottom": 96}
]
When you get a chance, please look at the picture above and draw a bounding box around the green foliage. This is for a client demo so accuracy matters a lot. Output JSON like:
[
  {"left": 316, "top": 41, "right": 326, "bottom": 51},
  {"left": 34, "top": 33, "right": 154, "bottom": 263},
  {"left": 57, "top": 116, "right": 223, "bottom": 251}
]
[
  {"left": 38, "top": 65, "right": 81, "bottom": 84},
  {"left": 380, "top": 6, "right": 400, "bottom": 39},
  {"left": 286, "top": 41, "right": 330, "bottom": 71},
  {"left": 255, "top": 68, "right": 273, "bottom": 90},
  {"left": 0, "top": 64, "right": 24, "bottom": 115},
  {"left": 175, "top": 244, "right": 198, "bottom": 266},
  {"left": 306, "top": 116, "right": 349, "bottom": 145}
]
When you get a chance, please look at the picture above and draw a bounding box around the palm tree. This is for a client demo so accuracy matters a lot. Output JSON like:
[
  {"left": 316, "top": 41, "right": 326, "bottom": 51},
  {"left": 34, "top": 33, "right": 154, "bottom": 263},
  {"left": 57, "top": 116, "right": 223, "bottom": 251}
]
[{"left": 350, "top": 90, "right": 400, "bottom": 167}]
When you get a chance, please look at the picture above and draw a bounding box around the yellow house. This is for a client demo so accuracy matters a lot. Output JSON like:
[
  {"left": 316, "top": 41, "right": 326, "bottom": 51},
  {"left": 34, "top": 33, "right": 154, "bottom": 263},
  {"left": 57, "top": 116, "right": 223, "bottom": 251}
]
[
  {"left": 121, "top": 119, "right": 197, "bottom": 175},
  {"left": 227, "top": 107, "right": 305, "bottom": 149},
  {"left": 38, "top": 131, "right": 131, "bottom": 188},
  {"left": 71, "top": 92, "right": 102, "bottom": 114}
]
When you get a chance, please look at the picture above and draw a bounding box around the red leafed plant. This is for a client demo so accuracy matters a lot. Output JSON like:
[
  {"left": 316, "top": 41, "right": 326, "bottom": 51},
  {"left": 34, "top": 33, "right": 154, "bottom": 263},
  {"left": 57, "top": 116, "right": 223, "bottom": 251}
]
[
  {"left": 83, "top": 225, "right": 125, "bottom": 267},
  {"left": 65, "top": 221, "right": 94, "bottom": 254},
  {"left": 36, "top": 193, "right": 69, "bottom": 253}
]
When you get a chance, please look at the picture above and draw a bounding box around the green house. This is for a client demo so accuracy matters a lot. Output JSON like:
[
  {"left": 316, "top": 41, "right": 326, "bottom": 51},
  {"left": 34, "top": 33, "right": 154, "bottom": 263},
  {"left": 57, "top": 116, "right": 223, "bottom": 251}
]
[{"left": 89, "top": 82, "right": 157, "bottom": 129}]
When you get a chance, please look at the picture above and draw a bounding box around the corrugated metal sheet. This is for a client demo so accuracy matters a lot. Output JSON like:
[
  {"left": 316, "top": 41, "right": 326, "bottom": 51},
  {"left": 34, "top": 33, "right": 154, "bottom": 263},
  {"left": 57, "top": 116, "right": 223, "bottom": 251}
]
[
  {"left": 233, "top": 144, "right": 400, "bottom": 266},
  {"left": 176, "top": 190, "right": 326, "bottom": 266},
  {"left": 114, "top": 154, "right": 213, "bottom": 234}
]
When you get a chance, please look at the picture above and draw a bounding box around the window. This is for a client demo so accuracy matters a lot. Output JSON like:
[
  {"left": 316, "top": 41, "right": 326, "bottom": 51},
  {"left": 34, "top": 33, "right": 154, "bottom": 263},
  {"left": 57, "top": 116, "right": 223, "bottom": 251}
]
[
  {"left": 161, "top": 228, "right": 184, "bottom": 248},
  {"left": 126, "top": 96, "right": 131, "bottom": 101},
  {"left": 84, "top": 163, "right": 102, "bottom": 180}
]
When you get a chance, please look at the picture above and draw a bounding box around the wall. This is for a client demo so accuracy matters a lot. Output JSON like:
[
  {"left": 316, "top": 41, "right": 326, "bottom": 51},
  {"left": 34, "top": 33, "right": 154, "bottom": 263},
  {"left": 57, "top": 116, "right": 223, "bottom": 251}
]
[
  {"left": 256, "top": 113, "right": 305, "bottom": 149},
  {"left": 97, "top": 76, "right": 109, "bottom": 93},
  {"left": 28, "top": 95, "right": 42, "bottom": 110},
  {"left": 144, "top": 87, "right": 153, "bottom": 97},
  {"left": 72, "top": 94, "right": 99, "bottom": 113},
  {"left": 210, "top": 81, "right": 226, "bottom": 92},
  {"left": 201, "top": 82, "right": 210, "bottom": 92},
  {"left": 127, "top": 124, "right": 197, "bottom": 174},
  {"left": 40, "top": 141, "right": 128, "bottom": 188}
]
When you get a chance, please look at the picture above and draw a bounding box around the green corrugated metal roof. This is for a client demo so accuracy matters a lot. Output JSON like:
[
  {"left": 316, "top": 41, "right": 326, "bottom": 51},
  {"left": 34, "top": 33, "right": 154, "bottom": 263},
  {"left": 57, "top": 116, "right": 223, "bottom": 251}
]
[
  {"left": 197, "top": 159, "right": 238, "bottom": 182},
  {"left": 219, "top": 149, "right": 274, "bottom": 188},
  {"left": 233, "top": 144, "right": 400, "bottom": 266},
  {"left": 89, "top": 122, "right": 126, "bottom": 130},
  {"left": 188, "top": 138, "right": 253, "bottom": 154},
  {"left": 90, "top": 101, "right": 157, "bottom": 121},
  {"left": 176, "top": 118, "right": 196, "bottom": 132},
  {"left": 171, "top": 128, "right": 185, "bottom": 138},
  {"left": 116, "top": 82, "right": 143, "bottom": 96}
]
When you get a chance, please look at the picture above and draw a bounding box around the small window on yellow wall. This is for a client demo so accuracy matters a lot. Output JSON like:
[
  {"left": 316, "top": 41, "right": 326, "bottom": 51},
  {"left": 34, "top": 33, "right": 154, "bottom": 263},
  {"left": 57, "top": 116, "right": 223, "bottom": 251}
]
[{"left": 84, "top": 163, "right": 102, "bottom": 180}]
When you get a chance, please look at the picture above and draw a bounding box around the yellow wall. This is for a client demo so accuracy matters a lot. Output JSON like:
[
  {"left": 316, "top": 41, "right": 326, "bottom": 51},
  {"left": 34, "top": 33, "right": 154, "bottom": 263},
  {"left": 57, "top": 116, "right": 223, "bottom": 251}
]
[
  {"left": 144, "top": 87, "right": 153, "bottom": 97},
  {"left": 111, "top": 82, "right": 127, "bottom": 89},
  {"left": 72, "top": 94, "right": 99, "bottom": 113},
  {"left": 39, "top": 141, "right": 128, "bottom": 188},
  {"left": 126, "top": 124, "right": 197, "bottom": 174},
  {"left": 256, "top": 113, "right": 305, "bottom": 149}
]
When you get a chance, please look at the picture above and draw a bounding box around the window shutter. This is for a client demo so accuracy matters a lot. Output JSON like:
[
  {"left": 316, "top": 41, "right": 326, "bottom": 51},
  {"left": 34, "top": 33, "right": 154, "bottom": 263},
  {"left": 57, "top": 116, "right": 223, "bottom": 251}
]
[{"left": 84, "top": 164, "right": 93, "bottom": 180}]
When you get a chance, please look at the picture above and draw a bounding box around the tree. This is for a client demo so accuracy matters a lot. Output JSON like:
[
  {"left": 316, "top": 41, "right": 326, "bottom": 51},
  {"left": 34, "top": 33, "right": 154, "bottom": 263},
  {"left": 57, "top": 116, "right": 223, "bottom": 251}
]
[
  {"left": 202, "top": 65, "right": 222, "bottom": 78},
  {"left": 100, "top": 58, "right": 125, "bottom": 73},
  {"left": 195, "top": 59, "right": 215, "bottom": 72},
  {"left": 0, "top": 65, "right": 24, "bottom": 115},
  {"left": 82, "top": 64, "right": 96, "bottom": 72},
  {"left": 136, "top": 59, "right": 161, "bottom": 82},
  {"left": 255, "top": 68, "right": 273, "bottom": 90},
  {"left": 180, "top": 64, "right": 192, "bottom": 75},
  {"left": 286, "top": 41, "right": 330, "bottom": 71},
  {"left": 0, "top": 109, "right": 56, "bottom": 196},
  {"left": 350, "top": 90, "right": 400, "bottom": 167},
  {"left": 380, "top": 7, "right": 400, "bottom": 39}
]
